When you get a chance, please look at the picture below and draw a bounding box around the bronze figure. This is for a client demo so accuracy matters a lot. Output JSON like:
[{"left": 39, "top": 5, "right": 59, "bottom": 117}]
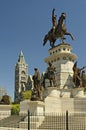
[
  {"left": 31, "top": 68, "right": 43, "bottom": 101},
  {"left": 81, "top": 70, "right": 86, "bottom": 89},
  {"left": 43, "top": 8, "right": 74, "bottom": 48},
  {"left": 42, "top": 62, "right": 56, "bottom": 87},
  {"left": 72, "top": 61, "right": 86, "bottom": 88}
]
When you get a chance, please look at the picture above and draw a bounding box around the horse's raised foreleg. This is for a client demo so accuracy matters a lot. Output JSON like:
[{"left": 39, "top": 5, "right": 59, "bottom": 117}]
[
  {"left": 65, "top": 32, "right": 74, "bottom": 40},
  {"left": 50, "top": 35, "right": 56, "bottom": 48}
]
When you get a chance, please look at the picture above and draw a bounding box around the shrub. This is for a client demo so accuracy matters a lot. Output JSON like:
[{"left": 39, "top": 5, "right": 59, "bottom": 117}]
[{"left": 11, "top": 104, "right": 20, "bottom": 115}]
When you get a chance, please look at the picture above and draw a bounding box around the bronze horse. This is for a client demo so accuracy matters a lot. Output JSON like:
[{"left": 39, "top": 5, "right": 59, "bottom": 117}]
[{"left": 43, "top": 11, "right": 74, "bottom": 48}]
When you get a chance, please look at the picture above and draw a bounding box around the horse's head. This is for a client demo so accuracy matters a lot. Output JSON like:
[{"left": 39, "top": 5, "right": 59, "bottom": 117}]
[
  {"left": 57, "top": 12, "right": 66, "bottom": 26},
  {"left": 43, "top": 32, "right": 56, "bottom": 47}
]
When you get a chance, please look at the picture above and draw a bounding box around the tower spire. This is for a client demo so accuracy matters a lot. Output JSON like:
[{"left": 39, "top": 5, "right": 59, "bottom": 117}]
[{"left": 18, "top": 50, "right": 26, "bottom": 64}]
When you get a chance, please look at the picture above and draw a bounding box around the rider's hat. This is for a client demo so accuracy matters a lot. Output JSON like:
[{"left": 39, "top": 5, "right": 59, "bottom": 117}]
[
  {"left": 62, "top": 12, "right": 66, "bottom": 18},
  {"left": 34, "top": 68, "right": 38, "bottom": 71}
]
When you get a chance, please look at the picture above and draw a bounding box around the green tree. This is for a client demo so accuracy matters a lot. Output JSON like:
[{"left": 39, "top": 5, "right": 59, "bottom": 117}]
[{"left": 21, "top": 90, "right": 32, "bottom": 101}]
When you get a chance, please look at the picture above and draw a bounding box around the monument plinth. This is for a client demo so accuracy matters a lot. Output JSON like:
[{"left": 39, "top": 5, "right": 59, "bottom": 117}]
[
  {"left": 44, "top": 87, "right": 86, "bottom": 113},
  {"left": 44, "top": 43, "right": 77, "bottom": 88},
  {"left": 20, "top": 100, "right": 45, "bottom": 115}
]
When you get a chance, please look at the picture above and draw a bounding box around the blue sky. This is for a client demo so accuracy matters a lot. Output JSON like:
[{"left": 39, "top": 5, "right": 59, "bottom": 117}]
[{"left": 0, "top": 0, "right": 86, "bottom": 101}]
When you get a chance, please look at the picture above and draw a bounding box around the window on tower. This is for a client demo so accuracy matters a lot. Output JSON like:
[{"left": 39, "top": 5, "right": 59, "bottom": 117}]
[{"left": 21, "top": 71, "right": 26, "bottom": 75}]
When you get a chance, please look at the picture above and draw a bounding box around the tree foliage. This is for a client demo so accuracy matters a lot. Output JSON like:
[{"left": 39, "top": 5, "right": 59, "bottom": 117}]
[
  {"left": 21, "top": 90, "right": 32, "bottom": 101},
  {"left": 11, "top": 104, "right": 20, "bottom": 115}
]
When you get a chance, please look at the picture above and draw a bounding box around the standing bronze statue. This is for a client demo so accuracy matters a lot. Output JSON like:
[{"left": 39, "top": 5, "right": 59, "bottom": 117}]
[
  {"left": 31, "top": 68, "right": 43, "bottom": 101},
  {"left": 42, "top": 62, "right": 56, "bottom": 88},
  {"left": 72, "top": 61, "right": 86, "bottom": 88},
  {"left": 33, "top": 68, "right": 41, "bottom": 89},
  {"left": 43, "top": 8, "right": 74, "bottom": 48},
  {"left": 81, "top": 71, "right": 86, "bottom": 89}
]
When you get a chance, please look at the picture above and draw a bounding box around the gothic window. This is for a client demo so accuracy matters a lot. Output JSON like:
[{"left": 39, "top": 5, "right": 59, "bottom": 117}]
[{"left": 21, "top": 71, "right": 26, "bottom": 75}]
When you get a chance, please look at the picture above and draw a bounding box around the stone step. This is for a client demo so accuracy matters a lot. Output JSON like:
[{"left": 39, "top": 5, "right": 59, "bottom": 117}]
[
  {"left": 20, "top": 114, "right": 86, "bottom": 129},
  {"left": 0, "top": 115, "right": 26, "bottom": 128},
  {"left": 38, "top": 115, "right": 86, "bottom": 130},
  {"left": 20, "top": 115, "right": 44, "bottom": 129}
]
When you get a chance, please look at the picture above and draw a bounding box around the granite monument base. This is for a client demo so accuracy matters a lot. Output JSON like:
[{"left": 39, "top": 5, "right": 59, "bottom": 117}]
[
  {"left": 19, "top": 100, "right": 45, "bottom": 129},
  {"left": 20, "top": 99, "right": 45, "bottom": 115},
  {"left": 44, "top": 87, "right": 86, "bottom": 113}
]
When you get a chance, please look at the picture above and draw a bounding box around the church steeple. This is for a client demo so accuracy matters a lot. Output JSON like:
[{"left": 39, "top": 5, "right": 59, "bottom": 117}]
[
  {"left": 14, "top": 51, "right": 28, "bottom": 103},
  {"left": 18, "top": 50, "right": 26, "bottom": 64}
]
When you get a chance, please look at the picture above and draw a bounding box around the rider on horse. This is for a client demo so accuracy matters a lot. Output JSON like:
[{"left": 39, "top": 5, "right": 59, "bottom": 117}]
[{"left": 43, "top": 8, "right": 74, "bottom": 48}]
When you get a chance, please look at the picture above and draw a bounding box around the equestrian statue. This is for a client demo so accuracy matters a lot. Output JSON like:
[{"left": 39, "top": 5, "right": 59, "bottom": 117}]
[{"left": 43, "top": 8, "right": 74, "bottom": 48}]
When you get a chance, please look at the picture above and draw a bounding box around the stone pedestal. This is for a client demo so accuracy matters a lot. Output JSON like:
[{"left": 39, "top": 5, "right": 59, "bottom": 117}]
[
  {"left": 20, "top": 100, "right": 45, "bottom": 115},
  {"left": 44, "top": 43, "right": 77, "bottom": 89},
  {"left": 0, "top": 105, "right": 12, "bottom": 120},
  {"left": 19, "top": 100, "right": 45, "bottom": 129},
  {"left": 44, "top": 87, "right": 86, "bottom": 113}
]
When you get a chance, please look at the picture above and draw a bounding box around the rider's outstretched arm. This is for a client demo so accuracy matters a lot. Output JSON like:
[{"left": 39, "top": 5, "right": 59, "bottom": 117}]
[{"left": 52, "top": 8, "right": 55, "bottom": 24}]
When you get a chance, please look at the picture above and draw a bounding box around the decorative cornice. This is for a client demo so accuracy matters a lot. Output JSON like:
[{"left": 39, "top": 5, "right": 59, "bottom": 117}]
[{"left": 45, "top": 52, "right": 77, "bottom": 63}]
